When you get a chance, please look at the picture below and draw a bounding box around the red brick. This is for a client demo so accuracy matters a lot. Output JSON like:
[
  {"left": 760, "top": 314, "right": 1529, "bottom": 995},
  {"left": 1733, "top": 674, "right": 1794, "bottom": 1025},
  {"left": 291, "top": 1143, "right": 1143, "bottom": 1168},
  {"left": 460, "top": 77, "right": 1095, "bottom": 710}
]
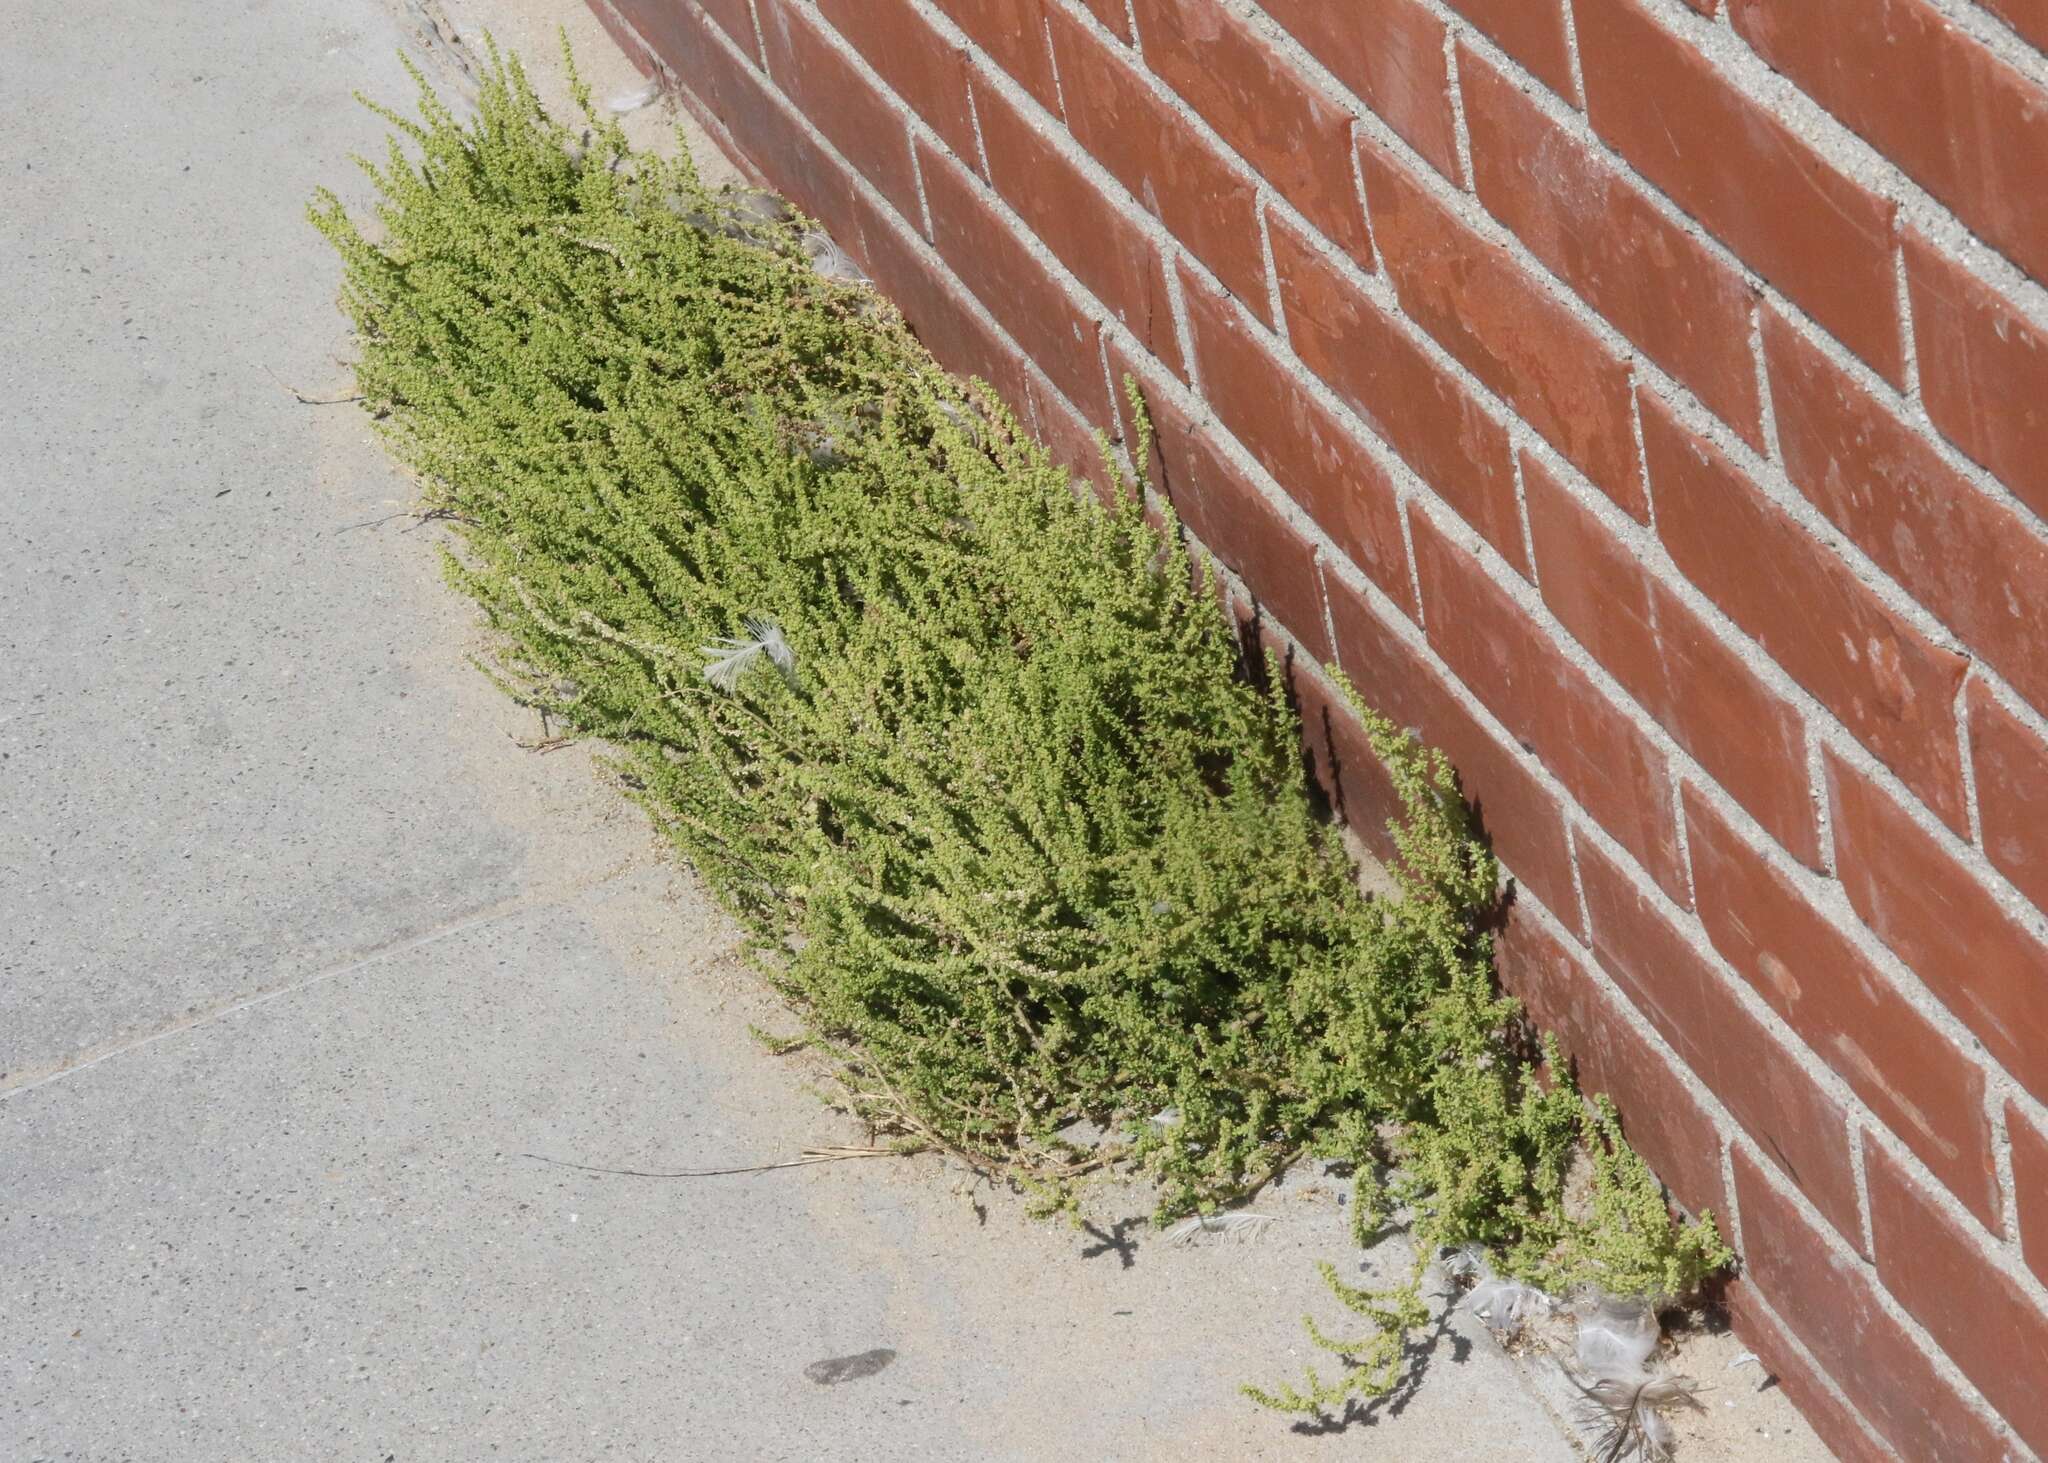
[
  {"left": 1361, "top": 142, "right": 1642, "bottom": 519},
  {"left": 1978, "top": 0, "right": 2048, "bottom": 51},
  {"left": 1907, "top": 233, "right": 2048, "bottom": 525},
  {"left": 1573, "top": 0, "right": 1903, "bottom": 385},
  {"left": 664, "top": 0, "right": 760, "bottom": 63},
  {"left": 1767, "top": 310, "right": 2048, "bottom": 724},
  {"left": 1023, "top": 370, "right": 1120, "bottom": 504},
  {"left": 1112, "top": 349, "right": 1333, "bottom": 662},
  {"left": 817, "top": 0, "right": 979, "bottom": 164},
  {"left": 1733, "top": 1147, "right": 2013, "bottom": 1463},
  {"left": 1866, "top": 1137, "right": 2048, "bottom": 1457},
  {"left": 1412, "top": 513, "right": 1686, "bottom": 901},
  {"left": 1259, "top": 0, "right": 1460, "bottom": 183},
  {"left": 1685, "top": 787, "right": 1998, "bottom": 1225},
  {"left": 1642, "top": 397, "right": 1972, "bottom": 833},
  {"left": 587, "top": 0, "right": 671, "bottom": 78},
  {"left": 1076, "top": 0, "right": 1131, "bottom": 42},
  {"left": 662, "top": 0, "right": 1042, "bottom": 484},
  {"left": 1044, "top": 7, "right": 1270, "bottom": 321},
  {"left": 1524, "top": 459, "right": 1814, "bottom": 864},
  {"left": 1459, "top": 51, "right": 1762, "bottom": 447},
  {"left": 914, "top": 141, "right": 1103, "bottom": 413},
  {"left": 1718, "top": 1282, "right": 1900, "bottom": 1463},
  {"left": 756, "top": 0, "right": 921, "bottom": 219},
  {"left": 1104, "top": 342, "right": 1160, "bottom": 454},
  {"left": 1731, "top": 0, "right": 2048, "bottom": 287},
  {"left": 1444, "top": 0, "right": 1575, "bottom": 100},
  {"left": 2013, "top": 1100, "right": 2048, "bottom": 1291},
  {"left": 848, "top": 189, "right": 1036, "bottom": 420},
  {"left": 702, "top": 0, "right": 763, "bottom": 59},
  {"left": 1291, "top": 665, "right": 1403, "bottom": 863},
  {"left": 1127, "top": 0, "right": 1372, "bottom": 270},
  {"left": 1827, "top": 747, "right": 2048, "bottom": 1107},
  {"left": 1970, "top": 683, "right": 2048, "bottom": 918},
  {"left": 655, "top": 0, "right": 869, "bottom": 240},
  {"left": 1323, "top": 572, "right": 1582, "bottom": 925},
  {"left": 1497, "top": 902, "right": 1728, "bottom": 1220},
  {"left": 1173, "top": 273, "right": 1412, "bottom": 614},
  {"left": 1578, "top": 840, "right": 1866, "bottom": 1246},
  {"left": 929, "top": 0, "right": 1059, "bottom": 110},
  {"left": 974, "top": 85, "right": 1182, "bottom": 378},
  {"left": 608, "top": 0, "right": 761, "bottom": 79},
  {"left": 1268, "top": 215, "right": 1526, "bottom": 572}
]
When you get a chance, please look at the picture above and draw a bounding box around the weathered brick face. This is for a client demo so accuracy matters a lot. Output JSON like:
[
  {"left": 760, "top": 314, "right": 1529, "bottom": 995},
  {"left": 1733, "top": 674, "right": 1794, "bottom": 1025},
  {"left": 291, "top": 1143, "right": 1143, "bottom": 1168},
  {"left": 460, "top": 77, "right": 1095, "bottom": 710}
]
[{"left": 588, "top": 0, "right": 2048, "bottom": 1451}]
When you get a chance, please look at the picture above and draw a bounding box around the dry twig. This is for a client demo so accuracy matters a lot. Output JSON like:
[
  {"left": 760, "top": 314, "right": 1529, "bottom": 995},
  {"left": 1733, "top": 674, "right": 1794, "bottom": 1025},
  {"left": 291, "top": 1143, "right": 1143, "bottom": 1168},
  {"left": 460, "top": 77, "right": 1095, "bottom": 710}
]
[{"left": 266, "top": 365, "right": 363, "bottom": 405}]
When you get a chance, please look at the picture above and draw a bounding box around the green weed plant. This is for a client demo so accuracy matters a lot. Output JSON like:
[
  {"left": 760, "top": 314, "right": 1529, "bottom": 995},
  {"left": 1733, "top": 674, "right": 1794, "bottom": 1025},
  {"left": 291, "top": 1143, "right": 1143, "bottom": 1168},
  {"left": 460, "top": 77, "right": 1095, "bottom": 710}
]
[{"left": 315, "top": 45, "right": 1729, "bottom": 1414}]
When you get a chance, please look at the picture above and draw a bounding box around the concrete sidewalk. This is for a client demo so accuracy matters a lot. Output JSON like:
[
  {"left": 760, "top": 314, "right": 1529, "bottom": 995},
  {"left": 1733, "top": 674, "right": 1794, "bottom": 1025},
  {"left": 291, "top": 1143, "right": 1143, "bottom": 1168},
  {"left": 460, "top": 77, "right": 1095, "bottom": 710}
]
[{"left": 0, "top": 1, "right": 1740, "bottom": 1457}]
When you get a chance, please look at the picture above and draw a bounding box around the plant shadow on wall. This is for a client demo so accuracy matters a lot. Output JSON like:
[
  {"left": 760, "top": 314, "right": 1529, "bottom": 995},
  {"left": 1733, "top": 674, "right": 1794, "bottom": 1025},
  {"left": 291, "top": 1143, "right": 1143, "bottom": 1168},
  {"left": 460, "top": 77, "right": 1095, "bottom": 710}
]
[{"left": 313, "top": 39, "right": 1729, "bottom": 1447}]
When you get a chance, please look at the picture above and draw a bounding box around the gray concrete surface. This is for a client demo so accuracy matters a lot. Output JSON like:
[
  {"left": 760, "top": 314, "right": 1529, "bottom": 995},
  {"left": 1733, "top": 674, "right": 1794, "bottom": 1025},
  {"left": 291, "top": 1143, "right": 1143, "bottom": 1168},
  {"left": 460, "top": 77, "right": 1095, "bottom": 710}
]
[{"left": 0, "top": 0, "right": 1781, "bottom": 1457}]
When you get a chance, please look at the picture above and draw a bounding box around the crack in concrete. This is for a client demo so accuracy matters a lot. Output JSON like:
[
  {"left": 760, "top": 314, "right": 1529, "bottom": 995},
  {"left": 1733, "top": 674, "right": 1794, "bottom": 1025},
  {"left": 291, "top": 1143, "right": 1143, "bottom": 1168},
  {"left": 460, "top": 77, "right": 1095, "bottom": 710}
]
[{"left": 0, "top": 875, "right": 630, "bottom": 1101}]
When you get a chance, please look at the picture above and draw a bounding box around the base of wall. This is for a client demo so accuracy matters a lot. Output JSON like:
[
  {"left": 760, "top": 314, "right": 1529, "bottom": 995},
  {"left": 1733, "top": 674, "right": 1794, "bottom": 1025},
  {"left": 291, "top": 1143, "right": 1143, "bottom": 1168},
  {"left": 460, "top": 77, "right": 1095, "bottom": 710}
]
[{"left": 584, "top": 1, "right": 2048, "bottom": 1456}]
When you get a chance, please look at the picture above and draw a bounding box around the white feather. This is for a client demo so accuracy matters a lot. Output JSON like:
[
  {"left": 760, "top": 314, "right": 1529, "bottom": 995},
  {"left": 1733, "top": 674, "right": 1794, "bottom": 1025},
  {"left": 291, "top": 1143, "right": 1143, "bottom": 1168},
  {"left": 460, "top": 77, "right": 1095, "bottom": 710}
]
[
  {"left": 1575, "top": 1294, "right": 1661, "bottom": 1376},
  {"left": 802, "top": 229, "right": 867, "bottom": 282},
  {"left": 699, "top": 616, "right": 798, "bottom": 693},
  {"left": 1441, "top": 1243, "right": 1487, "bottom": 1280},
  {"left": 1464, "top": 1279, "right": 1553, "bottom": 1337},
  {"left": 607, "top": 80, "right": 662, "bottom": 114},
  {"left": 1163, "top": 1212, "right": 1276, "bottom": 1246}
]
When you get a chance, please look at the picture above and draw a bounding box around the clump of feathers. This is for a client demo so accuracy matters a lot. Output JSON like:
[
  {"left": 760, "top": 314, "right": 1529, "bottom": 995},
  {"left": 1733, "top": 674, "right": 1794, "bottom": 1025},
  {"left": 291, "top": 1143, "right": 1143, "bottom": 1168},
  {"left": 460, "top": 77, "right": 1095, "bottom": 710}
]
[
  {"left": 315, "top": 40, "right": 1734, "bottom": 1424},
  {"left": 1567, "top": 1367, "right": 1706, "bottom": 1462},
  {"left": 1563, "top": 1294, "right": 1705, "bottom": 1462}
]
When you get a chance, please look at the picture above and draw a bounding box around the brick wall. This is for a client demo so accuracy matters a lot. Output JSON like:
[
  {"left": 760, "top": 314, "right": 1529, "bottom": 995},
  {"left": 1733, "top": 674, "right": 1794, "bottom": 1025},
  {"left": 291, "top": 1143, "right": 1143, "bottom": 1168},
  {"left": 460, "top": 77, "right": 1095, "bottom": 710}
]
[{"left": 587, "top": 0, "right": 2048, "bottom": 1454}]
